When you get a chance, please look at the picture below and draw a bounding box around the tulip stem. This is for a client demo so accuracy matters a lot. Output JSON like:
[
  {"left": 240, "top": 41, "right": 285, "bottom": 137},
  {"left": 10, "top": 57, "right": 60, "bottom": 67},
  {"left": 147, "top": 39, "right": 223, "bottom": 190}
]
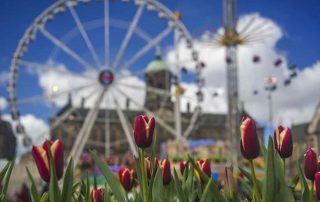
[
  {"left": 282, "top": 158, "right": 286, "bottom": 176},
  {"left": 310, "top": 180, "right": 314, "bottom": 202},
  {"left": 139, "top": 149, "right": 148, "bottom": 202},
  {"left": 249, "top": 160, "right": 260, "bottom": 202}
]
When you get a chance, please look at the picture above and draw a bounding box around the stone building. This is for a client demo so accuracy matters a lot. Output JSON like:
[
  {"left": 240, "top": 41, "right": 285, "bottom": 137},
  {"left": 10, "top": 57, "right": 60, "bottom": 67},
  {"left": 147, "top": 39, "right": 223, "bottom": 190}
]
[{"left": 0, "top": 117, "right": 16, "bottom": 160}]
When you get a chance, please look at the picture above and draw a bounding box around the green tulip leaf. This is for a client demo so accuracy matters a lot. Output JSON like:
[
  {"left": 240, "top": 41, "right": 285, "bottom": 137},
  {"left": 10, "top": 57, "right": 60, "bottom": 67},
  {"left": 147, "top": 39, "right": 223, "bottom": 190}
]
[
  {"left": 47, "top": 149, "right": 61, "bottom": 202},
  {"left": 0, "top": 161, "right": 10, "bottom": 183},
  {"left": 26, "top": 167, "right": 41, "bottom": 202},
  {"left": 298, "top": 164, "right": 310, "bottom": 202},
  {"left": 238, "top": 167, "right": 253, "bottom": 184},
  {"left": 262, "top": 137, "right": 294, "bottom": 202},
  {"left": 183, "top": 163, "right": 195, "bottom": 200},
  {"left": 259, "top": 139, "right": 267, "bottom": 159},
  {"left": 200, "top": 178, "right": 213, "bottom": 202},
  {"left": 91, "top": 150, "right": 128, "bottom": 202},
  {"left": 151, "top": 168, "right": 164, "bottom": 202},
  {"left": 40, "top": 193, "right": 48, "bottom": 202},
  {"left": 1, "top": 159, "right": 15, "bottom": 201},
  {"left": 173, "top": 169, "right": 188, "bottom": 202},
  {"left": 61, "top": 158, "right": 74, "bottom": 202}
]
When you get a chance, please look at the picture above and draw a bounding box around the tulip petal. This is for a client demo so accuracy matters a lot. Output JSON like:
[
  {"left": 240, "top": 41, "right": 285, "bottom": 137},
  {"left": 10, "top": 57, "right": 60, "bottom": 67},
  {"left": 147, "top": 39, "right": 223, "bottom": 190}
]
[
  {"left": 32, "top": 146, "right": 50, "bottom": 182},
  {"left": 51, "top": 139, "right": 64, "bottom": 180},
  {"left": 304, "top": 148, "right": 317, "bottom": 180},
  {"left": 240, "top": 117, "right": 260, "bottom": 159},
  {"left": 279, "top": 128, "right": 293, "bottom": 158}
]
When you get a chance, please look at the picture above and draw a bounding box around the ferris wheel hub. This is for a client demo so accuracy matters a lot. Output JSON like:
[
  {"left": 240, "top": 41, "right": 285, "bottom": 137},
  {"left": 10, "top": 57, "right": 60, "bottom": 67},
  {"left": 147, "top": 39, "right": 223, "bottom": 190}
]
[{"left": 98, "top": 69, "right": 114, "bottom": 86}]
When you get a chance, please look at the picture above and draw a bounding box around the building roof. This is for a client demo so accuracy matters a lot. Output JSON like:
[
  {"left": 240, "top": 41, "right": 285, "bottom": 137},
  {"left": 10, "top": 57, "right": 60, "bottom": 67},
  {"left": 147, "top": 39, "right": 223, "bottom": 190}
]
[{"left": 145, "top": 50, "right": 169, "bottom": 73}]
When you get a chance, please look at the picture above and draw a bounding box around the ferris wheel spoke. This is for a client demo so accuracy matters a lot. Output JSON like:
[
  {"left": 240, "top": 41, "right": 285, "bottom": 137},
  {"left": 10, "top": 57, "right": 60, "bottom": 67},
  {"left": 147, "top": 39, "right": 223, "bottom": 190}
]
[
  {"left": 39, "top": 27, "right": 96, "bottom": 72},
  {"left": 104, "top": 95, "right": 111, "bottom": 157},
  {"left": 112, "top": 4, "right": 145, "bottom": 70},
  {"left": 20, "top": 60, "right": 96, "bottom": 80},
  {"left": 119, "top": 26, "right": 173, "bottom": 71},
  {"left": 68, "top": 88, "right": 106, "bottom": 165},
  {"left": 116, "top": 69, "right": 146, "bottom": 80},
  {"left": 104, "top": 0, "right": 110, "bottom": 68},
  {"left": 244, "top": 32, "right": 277, "bottom": 43},
  {"left": 16, "top": 82, "right": 97, "bottom": 105},
  {"left": 116, "top": 82, "right": 197, "bottom": 101},
  {"left": 37, "top": 85, "right": 101, "bottom": 142},
  {"left": 241, "top": 21, "right": 272, "bottom": 38},
  {"left": 115, "top": 86, "right": 177, "bottom": 138},
  {"left": 237, "top": 16, "right": 257, "bottom": 36},
  {"left": 112, "top": 95, "right": 138, "bottom": 156},
  {"left": 183, "top": 106, "right": 201, "bottom": 138},
  {"left": 116, "top": 82, "right": 170, "bottom": 97},
  {"left": 68, "top": 5, "right": 102, "bottom": 68}
]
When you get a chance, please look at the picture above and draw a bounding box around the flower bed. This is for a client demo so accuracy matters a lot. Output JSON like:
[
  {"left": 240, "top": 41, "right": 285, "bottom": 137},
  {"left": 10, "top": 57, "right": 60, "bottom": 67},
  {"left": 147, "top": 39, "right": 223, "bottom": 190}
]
[{"left": 0, "top": 115, "right": 318, "bottom": 202}]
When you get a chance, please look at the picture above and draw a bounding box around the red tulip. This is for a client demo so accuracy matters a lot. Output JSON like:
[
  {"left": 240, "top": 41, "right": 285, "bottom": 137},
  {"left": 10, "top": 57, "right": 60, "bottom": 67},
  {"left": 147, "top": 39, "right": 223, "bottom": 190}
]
[
  {"left": 145, "top": 156, "right": 158, "bottom": 179},
  {"left": 180, "top": 161, "right": 188, "bottom": 175},
  {"left": 304, "top": 148, "right": 318, "bottom": 180},
  {"left": 32, "top": 139, "right": 63, "bottom": 182},
  {"left": 240, "top": 116, "right": 260, "bottom": 160},
  {"left": 133, "top": 115, "right": 155, "bottom": 148},
  {"left": 315, "top": 172, "right": 320, "bottom": 199},
  {"left": 160, "top": 159, "right": 171, "bottom": 185},
  {"left": 274, "top": 126, "right": 293, "bottom": 158},
  {"left": 118, "top": 167, "right": 134, "bottom": 191},
  {"left": 91, "top": 187, "right": 104, "bottom": 202},
  {"left": 197, "top": 159, "right": 211, "bottom": 180}
]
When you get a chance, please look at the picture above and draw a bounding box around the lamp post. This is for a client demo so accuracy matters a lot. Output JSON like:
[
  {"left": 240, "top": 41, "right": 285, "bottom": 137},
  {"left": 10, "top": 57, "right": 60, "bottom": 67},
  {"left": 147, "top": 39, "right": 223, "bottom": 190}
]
[{"left": 264, "top": 76, "right": 277, "bottom": 126}]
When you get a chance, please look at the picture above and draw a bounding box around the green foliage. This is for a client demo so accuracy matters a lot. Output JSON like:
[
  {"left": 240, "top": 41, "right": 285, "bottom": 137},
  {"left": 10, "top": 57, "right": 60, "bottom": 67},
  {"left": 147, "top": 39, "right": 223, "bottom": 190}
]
[
  {"left": 3, "top": 123, "right": 311, "bottom": 201},
  {"left": 91, "top": 150, "right": 128, "bottom": 202},
  {"left": 298, "top": 164, "right": 310, "bottom": 202},
  {"left": 0, "top": 159, "right": 14, "bottom": 202},
  {"left": 26, "top": 167, "right": 41, "bottom": 202},
  {"left": 262, "top": 137, "right": 294, "bottom": 202}
]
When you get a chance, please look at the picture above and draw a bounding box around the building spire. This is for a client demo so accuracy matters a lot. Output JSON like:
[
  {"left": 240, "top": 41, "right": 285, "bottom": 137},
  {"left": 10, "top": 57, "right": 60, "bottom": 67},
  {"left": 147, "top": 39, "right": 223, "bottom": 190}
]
[{"left": 155, "top": 47, "right": 162, "bottom": 60}]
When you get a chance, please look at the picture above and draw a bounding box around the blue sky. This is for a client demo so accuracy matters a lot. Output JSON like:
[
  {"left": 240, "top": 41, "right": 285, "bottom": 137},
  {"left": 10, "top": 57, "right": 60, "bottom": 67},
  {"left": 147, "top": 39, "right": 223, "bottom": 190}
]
[{"left": 0, "top": 0, "right": 320, "bottom": 72}]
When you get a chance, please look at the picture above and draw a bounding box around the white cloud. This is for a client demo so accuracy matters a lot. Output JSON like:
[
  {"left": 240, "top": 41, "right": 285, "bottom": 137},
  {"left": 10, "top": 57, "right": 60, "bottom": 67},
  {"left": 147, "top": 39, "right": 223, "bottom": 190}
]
[
  {"left": 0, "top": 71, "right": 9, "bottom": 86},
  {"left": 0, "top": 96, "right": 7, "bottom": 110}
]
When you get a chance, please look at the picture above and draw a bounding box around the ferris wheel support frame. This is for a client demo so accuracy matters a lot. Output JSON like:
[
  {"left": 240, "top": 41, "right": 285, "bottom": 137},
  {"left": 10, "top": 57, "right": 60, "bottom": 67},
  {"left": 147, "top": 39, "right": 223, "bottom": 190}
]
[
  {"left": 224, "top": 0, "right": 240, "bottom": 163},
  {"left": 68, "top": 89, "right": 106, "bottom": 165}
]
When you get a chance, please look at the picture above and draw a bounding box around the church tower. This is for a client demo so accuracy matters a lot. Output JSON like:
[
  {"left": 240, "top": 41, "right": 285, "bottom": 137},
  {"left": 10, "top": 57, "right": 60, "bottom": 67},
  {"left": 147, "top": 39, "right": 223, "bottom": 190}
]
[{"left": 144, "top": 50, "right": 173, "bottom": 111}]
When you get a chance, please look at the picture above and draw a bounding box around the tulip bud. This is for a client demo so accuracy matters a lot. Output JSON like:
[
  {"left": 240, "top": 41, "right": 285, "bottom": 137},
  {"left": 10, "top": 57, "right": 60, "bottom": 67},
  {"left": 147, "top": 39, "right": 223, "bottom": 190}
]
[
  {"left": 197, "top": 159, "right": 211, "bottom": 180},
  {"left": 240, "top": 116, "right": 260, "bottom": 159},
  {"left": 145, "top": 156, "right": 158, "bottom": 179},
  {"left": 32, "top": 139, "right": 64, "bottom": 182},
  {"left": 180, "top": 161, "right": 188, "bottom": 175},
  {"left": 118, "top": 167, "right": 134, "bottom": 191},
  {"left": 315, "top": 172, "right": 320, "bottom": 199},
  {"left": 274, "top": 126, "right": 293, "bottom": 158},
  {"left": 133, "top": 115, "right": 155, "bottom": 148},
  {"left": 91, "top": 187, "right": 104, "bottom": 202},
  {"left": 304, "top": 148, "right": 318, "bottom": 180},
  {"left": 160, "top": 159, "right": 171, "bottom": 185}
]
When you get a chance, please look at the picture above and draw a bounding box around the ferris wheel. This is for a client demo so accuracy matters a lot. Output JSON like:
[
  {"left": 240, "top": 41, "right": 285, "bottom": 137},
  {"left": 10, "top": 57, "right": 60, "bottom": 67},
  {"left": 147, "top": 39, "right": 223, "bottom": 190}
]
[{"left": 7, "top": 0, "right": 204, "bottom": 164}]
